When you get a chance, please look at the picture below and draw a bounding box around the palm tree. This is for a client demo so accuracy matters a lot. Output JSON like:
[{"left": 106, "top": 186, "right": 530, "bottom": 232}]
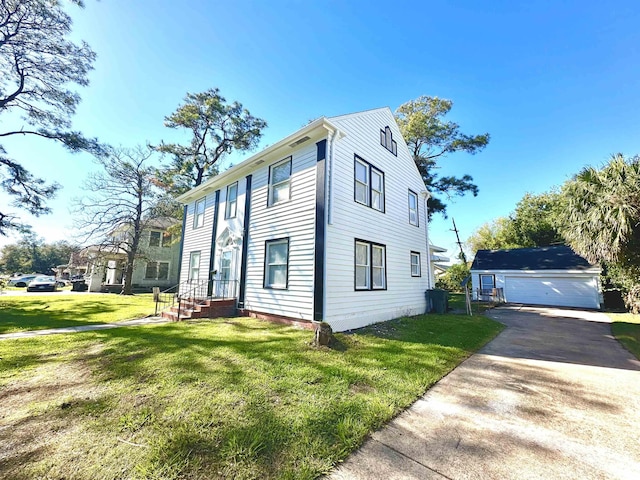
[{"left": 559, "top": 153, "right": 640, "bottom": 281}]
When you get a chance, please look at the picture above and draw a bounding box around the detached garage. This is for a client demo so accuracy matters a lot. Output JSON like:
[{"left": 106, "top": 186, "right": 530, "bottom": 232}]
[{"left": 470, "top": 246, "right": 601, "bottom": 309}]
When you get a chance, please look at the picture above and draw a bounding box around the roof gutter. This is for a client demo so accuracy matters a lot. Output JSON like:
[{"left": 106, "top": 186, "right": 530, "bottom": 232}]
[{"left": 176, "top": 117, "right": 341, "bottom": 204}]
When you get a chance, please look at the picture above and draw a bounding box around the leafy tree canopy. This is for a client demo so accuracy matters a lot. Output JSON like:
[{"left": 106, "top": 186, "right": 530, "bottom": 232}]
[
  {"left": 395, "top": 96, "right": 490, "bottom": 218},
  {"left": 436, "top": 262, "right": 470, "bottom": 292},
  {"left": 155, "top": 88, "right": 267, "bottom": 195},
  {"left": 466, "top": 191, "right": 563, "bottom": 254},
  {"left": 0, "top": 233, "right": 78, "bottom": 275},
  {"left": 0, "top": 0, "right": 103, "bottom": 234}
]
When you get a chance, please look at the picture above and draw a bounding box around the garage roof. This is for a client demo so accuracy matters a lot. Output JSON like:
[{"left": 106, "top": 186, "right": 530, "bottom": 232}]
[{"left": 471, "top": 245, "right": 595, "bottom": 271}]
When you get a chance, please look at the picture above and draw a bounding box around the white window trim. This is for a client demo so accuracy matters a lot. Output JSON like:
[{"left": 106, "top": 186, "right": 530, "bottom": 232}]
[
  {"left": 268, "top": 157, "right": 292, "bottom": 206},
  {"left": 355, "top": 156, "right": 385, "bottom": 212},
  {"left": 189, "top": 251, "right": 201, "bottom": 281},
  {"left": 409, "top": 190, "right": 419, "bottom": 226},
  {"left": 411, "top": 252, "right": 421, "bottom": 277},
  {"left": 480, "top": 274, "right": 495, "bottom": 293},
  {"left": 225, "top": 182, "right": 238, "bottom": 219},
  {"left": 355, "top": 239, "right": 386, "bottom": 291},
  {"left": 355, "top": 158, "right": 370, "bottom": 207},
  {"left": 264, "top": 238, "right": 289, "bottom": 289},
  {"left": 355, "top": 241, "right": 370, "bottom": 290},
  {"left": 194, "top": 197, "right": 206, "bottom": 229}
]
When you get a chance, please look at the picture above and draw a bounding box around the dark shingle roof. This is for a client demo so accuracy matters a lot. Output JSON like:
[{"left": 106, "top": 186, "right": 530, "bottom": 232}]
[{"left": 470, "top": 245, "right": 595, "bottom": 271}]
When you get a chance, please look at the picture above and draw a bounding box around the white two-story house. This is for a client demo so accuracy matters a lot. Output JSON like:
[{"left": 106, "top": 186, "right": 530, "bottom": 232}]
[{"left": 175, "top": 108, "right": 433, "bottom": 332}]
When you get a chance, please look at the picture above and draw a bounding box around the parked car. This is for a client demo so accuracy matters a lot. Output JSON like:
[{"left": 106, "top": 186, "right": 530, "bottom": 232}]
[
  {"left": 8, "top": 275, "right": 38, "bottom": 287},
  {"left": 26, "top": 276, "right": 58, "bottom": 292}
]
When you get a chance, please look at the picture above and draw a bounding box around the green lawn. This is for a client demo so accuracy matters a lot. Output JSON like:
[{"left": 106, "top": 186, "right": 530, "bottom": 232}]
[
  {"left": 448, "top": 292, "right": 498, "bottom": 315},
  {"left": 607, "top": 312, "right": 640, "bottom": 360},
  {"left": 0, "top": 304, "right": 503, "bottom": 479},
  {"left": 0, "top": 294, "right": 156, "bottom": 334}
]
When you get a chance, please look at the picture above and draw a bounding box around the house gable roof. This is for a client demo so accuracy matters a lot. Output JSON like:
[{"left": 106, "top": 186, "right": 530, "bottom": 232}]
[{"left": 470, "top": 245, "right": 596, "bottom": 271}]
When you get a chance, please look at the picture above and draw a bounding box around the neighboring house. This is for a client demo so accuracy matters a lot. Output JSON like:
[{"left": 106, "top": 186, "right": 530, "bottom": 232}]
[
  {"left": 470, "top": 245, "right": 602, "bottom": 309},
  {"left": 429, "top": 244, "right": 450, "bottom": 279},
  {"left": 175, "top": 107, "right": 433, "bottom": 332},
  {"left": 69, "top": 218, "right": 181, "bottom": 292}
]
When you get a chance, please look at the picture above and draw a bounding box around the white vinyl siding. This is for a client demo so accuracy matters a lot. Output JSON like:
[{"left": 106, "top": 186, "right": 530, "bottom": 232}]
[
  {"left": 243, "top": 143, "right": 317, "bottom": 320},
  {"left": 325, "top": 108, "right": 430, "bottom": 332},
  {"left": 180, "top": 192, "right": 218, "bottom": 286}
]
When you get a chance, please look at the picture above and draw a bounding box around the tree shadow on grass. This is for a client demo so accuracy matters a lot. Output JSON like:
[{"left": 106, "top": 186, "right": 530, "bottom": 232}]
[
  {"left": 0, "top": 296, "right": 155, "bottom": 334},
  {"left": 0, "top": 314, "right": 503, "bottom": 479}
]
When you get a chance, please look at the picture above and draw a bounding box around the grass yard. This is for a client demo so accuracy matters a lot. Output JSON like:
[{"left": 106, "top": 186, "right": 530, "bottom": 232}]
[
  {"left": 0, "top": 304, "right": 503, "bottom": 480},
  {"left": 0, "top": 294, "right": 156, "bottom": 334},
  {"left": 448, "top": 292, "right": 498, "bottom": 315},
  {"left": 607, "top": 312, "right": 640, "bottom": 360}
]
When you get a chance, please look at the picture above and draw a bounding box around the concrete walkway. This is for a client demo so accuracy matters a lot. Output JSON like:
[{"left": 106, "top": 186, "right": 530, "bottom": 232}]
[
  {"left": 0, "top": 316, "right": 169, "bottom": 340},
  {"left": 330, "top": 305, "right": 640, "bottom": 480}
]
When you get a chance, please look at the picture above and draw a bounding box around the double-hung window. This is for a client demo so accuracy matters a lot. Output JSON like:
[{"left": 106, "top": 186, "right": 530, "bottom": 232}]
[
  {"left": 355, "top": 239, "right": 386, "bottom": 290},
  {"left": 480, "top": 274, "right": 495, "bottom": 294},
  {"left": 269, "top": 157, "right": 292, "bottom": 206},
  {"left": 411, "top": 252, "right": 421, "bottom": 277},
  {"left": 264, "top": 238, "right": 289, "bottom": 289},
  {"left": 225, "top": 182, "right": 238, "bottom": 219},
  {"left": 189, "top": 251, "right": 201, "bottom": 281},
  {"left": 408, "top": 190, "right": 419, "bottom": 226},
  {"left": 354, "top": 156, "right": 384, "bottom": 212},
  {"left": 145, "top": 262, "right": 169, "bottom": 280},
  {"left": 149, "top": 231, "right": 161, "bottom": 247},
  {"left": 194, "top": 197, "right": 206, "bottom": 229}
]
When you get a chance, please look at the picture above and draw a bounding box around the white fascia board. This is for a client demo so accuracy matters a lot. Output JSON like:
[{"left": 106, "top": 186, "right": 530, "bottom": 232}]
[
  {"left": 176, "top": 118, "right": 341, "bottom": 204},
  {"left": 470, "top": 268, "right": 601, "bottom": 275}
]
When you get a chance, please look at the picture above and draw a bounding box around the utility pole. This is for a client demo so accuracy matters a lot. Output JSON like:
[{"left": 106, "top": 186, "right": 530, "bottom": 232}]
[
  {"left": 451, "top": 218, "right": 467, "bottom": 264},
  {"left": 451, "top": 218, "right": 473, "bottom": 316}
]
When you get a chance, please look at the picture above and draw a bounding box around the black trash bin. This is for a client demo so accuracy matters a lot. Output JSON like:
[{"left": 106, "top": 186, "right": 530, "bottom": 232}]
[
  {"left": 71, "top": 280, "right": 88, "bottom": 292},
  {"left": 426, "top": 288, "right": 448, "bottom": 313}
]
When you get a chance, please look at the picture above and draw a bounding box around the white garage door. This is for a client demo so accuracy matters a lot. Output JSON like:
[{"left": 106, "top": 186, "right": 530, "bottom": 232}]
[{"left": 504, "top": 276, "right": 599, "bottom": 309}]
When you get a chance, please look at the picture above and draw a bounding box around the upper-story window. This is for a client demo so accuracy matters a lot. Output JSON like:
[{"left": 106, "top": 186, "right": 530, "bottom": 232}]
[
  {"left": 149, "top": 231, "right": 161, "bottom": 247},
  {"left": 380, "top": 126, "right": 397, "bottom": 156},
  {"left": 225, "top": 182, "right": 238, "bottom": 219},
  {"left": 194, "top": 197, "right": 206, "bottom": 229},
  {"left": 354, "top": 156, "right": 384, "bottom": 212},
  {"left": 268, "top": 157, "right": 292, "bottom": 206},
  {"left": 408, "top": 190, "right": 419, "bottom": 226}
]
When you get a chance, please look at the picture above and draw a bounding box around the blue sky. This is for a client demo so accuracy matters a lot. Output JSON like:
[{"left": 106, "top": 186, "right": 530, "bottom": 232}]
[{"left": 2, "top": 0, "right": 639, "bottom": 260}]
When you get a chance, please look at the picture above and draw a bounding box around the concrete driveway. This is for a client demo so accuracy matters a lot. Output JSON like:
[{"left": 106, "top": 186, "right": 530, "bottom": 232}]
[{"left": 330, "top": 305, "right": 640, "bottom": 480}]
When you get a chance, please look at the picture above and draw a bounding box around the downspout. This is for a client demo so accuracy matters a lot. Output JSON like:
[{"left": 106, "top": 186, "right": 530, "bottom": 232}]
[
  {"left": 422, "top": 191, "right": 432, "bottom": 289},
  {"left": 326, "top": 129, "right": 335, "bottom": 225}
]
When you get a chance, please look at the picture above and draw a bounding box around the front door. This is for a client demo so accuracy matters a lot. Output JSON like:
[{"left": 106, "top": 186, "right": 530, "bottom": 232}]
[{"left": 217, "top": 250, "right": 235, "bottom": 298}]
